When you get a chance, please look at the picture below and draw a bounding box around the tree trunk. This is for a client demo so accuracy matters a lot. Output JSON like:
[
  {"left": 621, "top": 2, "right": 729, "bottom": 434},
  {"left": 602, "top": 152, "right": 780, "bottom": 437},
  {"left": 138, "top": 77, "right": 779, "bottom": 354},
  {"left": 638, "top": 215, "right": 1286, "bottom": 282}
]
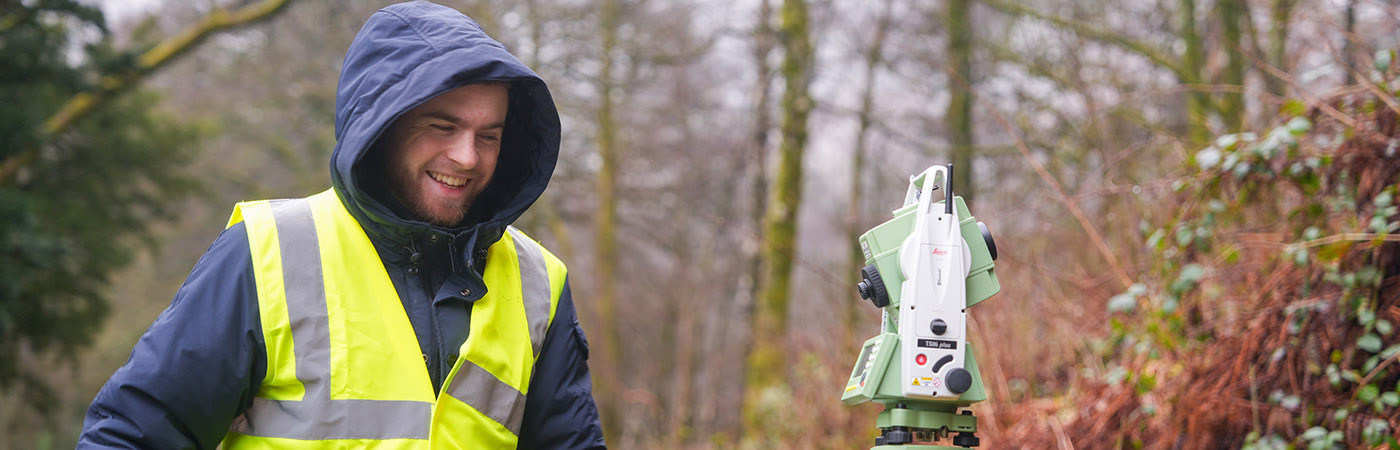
[
  {"left": 746, "top": 0, "right": 777, "bottom": 322},
  {"left": 1266, "top": 0, "right": 1295, "bottom": 98},
  {"left": 1344, "top": 0, "right": 1357, "bottom": 85},
  {"left": 848, "top": 0, "right": 893, "bottom": 331},
  {"left": 741, "top": 0, "right": 813, "bottom": 441},
  {"left": 1181, "top": 0, "right": 1211, "bottom": 145},
  {"left": 592, "top": 0, "right": 623, "bottom": 441},
  {"left": 521, "top": 0, "right": 575, "bottom": 263},
  {"left": 946, "top": 0, "right": 976, "bottom": 203},
  {"left": 730, "top": 0, "right": 777, "bottom": 439},
  {"left": 1219, "top": 0, "right": 1246, "bottom": 131}
]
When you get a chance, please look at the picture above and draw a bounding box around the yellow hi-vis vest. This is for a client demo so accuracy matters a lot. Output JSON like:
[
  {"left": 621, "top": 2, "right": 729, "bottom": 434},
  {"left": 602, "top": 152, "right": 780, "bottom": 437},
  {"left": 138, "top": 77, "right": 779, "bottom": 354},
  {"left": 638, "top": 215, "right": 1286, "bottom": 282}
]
[{"left": 219, "top": 189, "right": 567, "bottom": 449}]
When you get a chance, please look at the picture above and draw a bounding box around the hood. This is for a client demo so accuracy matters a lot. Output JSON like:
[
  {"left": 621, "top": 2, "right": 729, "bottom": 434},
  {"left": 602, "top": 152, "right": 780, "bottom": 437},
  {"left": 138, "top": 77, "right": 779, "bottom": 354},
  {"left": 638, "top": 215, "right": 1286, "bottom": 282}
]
[{"left": 330, "top": 1, "right": 560, "bottom": 251}]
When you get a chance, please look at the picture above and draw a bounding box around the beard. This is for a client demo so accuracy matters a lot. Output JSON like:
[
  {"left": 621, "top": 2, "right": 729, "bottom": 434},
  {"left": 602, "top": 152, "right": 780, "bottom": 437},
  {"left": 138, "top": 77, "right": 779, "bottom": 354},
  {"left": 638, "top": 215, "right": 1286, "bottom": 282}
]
[{"left": 383, "top": 165, "right": 476, "bottom": 227}]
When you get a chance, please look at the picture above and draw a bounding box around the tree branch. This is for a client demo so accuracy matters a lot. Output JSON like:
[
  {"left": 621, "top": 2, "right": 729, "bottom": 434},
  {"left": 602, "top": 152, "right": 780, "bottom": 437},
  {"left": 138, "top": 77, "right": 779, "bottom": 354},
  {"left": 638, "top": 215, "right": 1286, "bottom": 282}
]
[
  {"left": 977, "top": 0, "right": 1190, "bottom": 82},
  {"left": 0, "top": 0, "right": 295, "bottom": 186},
  {"left": 981, "top": 95, "right": 1136, "bottom": 290}
]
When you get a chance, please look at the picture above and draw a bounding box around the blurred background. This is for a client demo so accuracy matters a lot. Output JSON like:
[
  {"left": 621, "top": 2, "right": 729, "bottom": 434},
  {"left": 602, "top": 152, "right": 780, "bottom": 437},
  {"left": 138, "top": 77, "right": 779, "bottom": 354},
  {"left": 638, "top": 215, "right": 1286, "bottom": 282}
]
[{"left": 3, "top": 0, "right": 1399, "bottom": 448}]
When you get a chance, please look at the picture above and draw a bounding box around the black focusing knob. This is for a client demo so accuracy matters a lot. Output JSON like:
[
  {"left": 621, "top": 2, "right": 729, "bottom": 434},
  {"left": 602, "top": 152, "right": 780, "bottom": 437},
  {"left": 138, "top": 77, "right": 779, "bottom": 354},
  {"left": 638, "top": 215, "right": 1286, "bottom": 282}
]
[
  {"left": 857, "top": 265, "right": 890, "bottom": 308},
  {"left": 946, "top": 368, "right": 973, "bottom": 394},
  {"left": 930, "top": 318, "right": 947, "bottom": 335}
]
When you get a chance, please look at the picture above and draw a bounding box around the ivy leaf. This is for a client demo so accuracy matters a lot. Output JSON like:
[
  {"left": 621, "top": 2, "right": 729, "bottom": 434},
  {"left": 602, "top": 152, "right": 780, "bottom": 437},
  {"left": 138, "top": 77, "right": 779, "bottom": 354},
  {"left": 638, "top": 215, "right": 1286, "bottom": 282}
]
[
  {"left": 1196, "top": 146, "right": 1222, "bottom": 169},
  {"left": 1358, "top": 333, "right": 1383, "bottom": 353},
  {"left": 1146, "top": 228, "right": 1166, "bottom": 250},
  {"left": 1359, "top": 384, "right": 1379, "bottom": 403},
  {"left": 1108, "top": 293, "right": 1137, "bottom": 313},
  {"left": 1377, "top": 49, "right": 1393, "bottom": 73},
  {"left": 1176, "top": 227, "right": 1194, "bottom": 248},
  {"left": 1359, "top": 307, "right": 1377, "bottom": 327},
  {"left": 1316, "top": 241, "right": 1354, "bottom": 263},
  {"left": 1382, "top": 392, "right": 1399, "bottom": 407},
  {"left": 1287, "top": 116, "right": 1313, "bottom": 135},
  {"left": 1179, "top": 264, "right": 1205, "bottom": 283},
  {"left": 1282, "top": 99, "right": 1308, "bottom": 116}
]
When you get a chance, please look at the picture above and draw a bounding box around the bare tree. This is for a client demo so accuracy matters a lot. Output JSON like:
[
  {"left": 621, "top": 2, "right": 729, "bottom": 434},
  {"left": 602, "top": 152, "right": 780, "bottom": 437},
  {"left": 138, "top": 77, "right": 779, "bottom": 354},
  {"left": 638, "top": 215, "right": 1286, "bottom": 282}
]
[{"left": 742, "top": 0, "right": 814, "bottom": 441}]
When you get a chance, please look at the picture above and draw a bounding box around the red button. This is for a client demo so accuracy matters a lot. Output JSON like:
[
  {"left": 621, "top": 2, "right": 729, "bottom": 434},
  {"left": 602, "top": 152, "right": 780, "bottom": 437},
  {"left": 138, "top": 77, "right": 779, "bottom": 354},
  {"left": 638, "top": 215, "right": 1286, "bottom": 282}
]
[{"left": 915, "top": 354, "right": 927, "bottom": 366}]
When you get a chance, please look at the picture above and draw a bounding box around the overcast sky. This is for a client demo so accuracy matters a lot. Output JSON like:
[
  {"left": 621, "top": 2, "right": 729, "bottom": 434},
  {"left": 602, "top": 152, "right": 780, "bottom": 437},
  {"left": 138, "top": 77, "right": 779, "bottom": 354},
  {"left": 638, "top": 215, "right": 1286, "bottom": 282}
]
[{"left": 95, "top": 0, "right": 163, "bottom": 25}]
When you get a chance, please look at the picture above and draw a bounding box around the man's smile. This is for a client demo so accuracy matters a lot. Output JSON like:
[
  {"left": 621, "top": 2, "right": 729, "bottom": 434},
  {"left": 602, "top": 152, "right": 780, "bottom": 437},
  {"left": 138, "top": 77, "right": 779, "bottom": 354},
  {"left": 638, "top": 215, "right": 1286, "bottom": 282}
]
[{"left": 428, "top": 171, "right": 468, "bottom": 188}]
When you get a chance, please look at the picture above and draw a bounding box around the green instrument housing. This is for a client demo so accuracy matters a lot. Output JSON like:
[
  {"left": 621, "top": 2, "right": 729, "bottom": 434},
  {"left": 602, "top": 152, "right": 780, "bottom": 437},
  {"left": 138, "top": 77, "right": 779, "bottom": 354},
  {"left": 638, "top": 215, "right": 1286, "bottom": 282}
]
[{"left": 843, "top": 191, "right": 1001, "bottom": 448}]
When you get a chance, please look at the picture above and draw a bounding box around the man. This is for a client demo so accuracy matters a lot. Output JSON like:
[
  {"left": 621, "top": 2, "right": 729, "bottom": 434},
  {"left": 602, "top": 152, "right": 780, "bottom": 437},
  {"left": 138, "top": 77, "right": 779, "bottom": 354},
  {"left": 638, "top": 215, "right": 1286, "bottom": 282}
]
[{"left": 78, "top": 2, "right": 606, "bottom": 449}]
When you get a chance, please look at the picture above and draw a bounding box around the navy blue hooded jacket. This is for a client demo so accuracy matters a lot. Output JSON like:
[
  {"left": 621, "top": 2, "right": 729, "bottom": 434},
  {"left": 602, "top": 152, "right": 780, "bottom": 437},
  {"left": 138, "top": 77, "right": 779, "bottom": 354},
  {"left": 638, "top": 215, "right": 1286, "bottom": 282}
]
[{"left": 78, "top": 3, "right": 605, "bottom": 449}]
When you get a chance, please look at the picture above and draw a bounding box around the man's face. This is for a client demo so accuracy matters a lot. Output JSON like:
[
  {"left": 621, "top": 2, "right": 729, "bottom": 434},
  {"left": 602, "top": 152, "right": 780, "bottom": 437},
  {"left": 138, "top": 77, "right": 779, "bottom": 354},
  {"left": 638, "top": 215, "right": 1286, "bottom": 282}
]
[{"left": 379, "top": 83, "right": 508, "bottom": 227}]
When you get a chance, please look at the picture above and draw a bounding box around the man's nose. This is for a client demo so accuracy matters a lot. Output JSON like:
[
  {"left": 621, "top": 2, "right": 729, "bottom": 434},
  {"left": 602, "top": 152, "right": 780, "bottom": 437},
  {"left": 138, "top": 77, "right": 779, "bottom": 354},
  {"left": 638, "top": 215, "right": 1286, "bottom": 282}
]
[{"left": 443, "top": 134, "right": 479, "bottom": 168}]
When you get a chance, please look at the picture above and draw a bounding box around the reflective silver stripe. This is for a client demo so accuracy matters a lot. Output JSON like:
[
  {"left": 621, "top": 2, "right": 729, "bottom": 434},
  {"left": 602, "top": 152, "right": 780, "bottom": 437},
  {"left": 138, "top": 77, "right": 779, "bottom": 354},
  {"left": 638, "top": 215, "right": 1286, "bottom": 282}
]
[
  {"left": 446, "top": 360, "right": 528, "bottom": 433},
  {"left": 274, "top": 199, "right": 332, "bottom": 399},
  {"left": 231, "top": 198, "right": 432, "bottom": 440},
  {"left": 508, "top": 227, "right": 552, "bottom": 358},
  {"left": 235, "top": 397, "right": 432, "bottom": 440}
]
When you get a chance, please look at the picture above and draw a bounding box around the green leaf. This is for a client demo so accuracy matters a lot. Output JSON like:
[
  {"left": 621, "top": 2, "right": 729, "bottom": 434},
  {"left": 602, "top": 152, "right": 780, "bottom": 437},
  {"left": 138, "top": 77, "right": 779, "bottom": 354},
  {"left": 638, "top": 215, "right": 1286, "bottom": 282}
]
[
  {"left": 1364, "top": 418, "right": 1391, "bottom": 445},
  {"left": 1107, "top": 293, "right": 1137, "bottom": 313},
  {"left": 1359, "top": 334, "right": 1383, "bottom": 353},
  {"left": 1292, "top": 248, "right": 1310, "bottom": 266},
  {"left": 1382, "top": 391, "right": 1399, "bottom": 407},
  {"left": 1316, "top": 241, "right": 1354, "bottom": 263},
  {"left": 1146, "top": 228, "right": 1166, "bottom": 250},
  {"left": 1282, "top": 99, "right": 1308, "bottom": 116},
  {"left": 1360, "top": 384, "right": 1379, "bottom": 403},
  {"left": 1287, "top": 116, "right": 1313, "bottom": 135},
  {"left": 1359, "top": 307, "right": 1377, "bottom": 326},
  {"left": 1196, "top": 146, "right": 1222, "bottom": 169},
  {"left": 1222, "top": 246, "right": 1240, "bottom": 264},
  {"left": 1233, "top": 161, "right": 1252, "bottom": 178},
  {"left": 1135, "top": 373, "right": 1157, "bottom": 394},
  {"left": 1215, "top": 134, "right": 1240, "bottom": 150},
  {"left": 1377, "top": 49, "right": 1393, "bottom": 73},
  {"left": 1178, "top": 264, "right": 1205, "bottom": 283},
  {"left": 1176, "top": 227, "right": 1193, "bottom": 247}
]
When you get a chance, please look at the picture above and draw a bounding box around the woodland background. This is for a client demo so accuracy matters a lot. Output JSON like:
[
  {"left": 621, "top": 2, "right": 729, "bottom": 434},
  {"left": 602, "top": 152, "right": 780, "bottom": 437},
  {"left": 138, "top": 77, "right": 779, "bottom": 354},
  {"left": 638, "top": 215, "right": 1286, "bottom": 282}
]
[{"left": 3, "top": 0, "right": 1400, "bottom": 448}]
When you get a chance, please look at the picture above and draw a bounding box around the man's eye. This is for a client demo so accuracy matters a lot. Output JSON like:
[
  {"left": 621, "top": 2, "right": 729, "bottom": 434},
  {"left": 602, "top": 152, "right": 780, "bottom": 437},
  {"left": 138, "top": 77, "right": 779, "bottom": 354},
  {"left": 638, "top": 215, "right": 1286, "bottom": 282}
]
[{"left": 430, "top": 124, "right": 454, "bottom": 132}]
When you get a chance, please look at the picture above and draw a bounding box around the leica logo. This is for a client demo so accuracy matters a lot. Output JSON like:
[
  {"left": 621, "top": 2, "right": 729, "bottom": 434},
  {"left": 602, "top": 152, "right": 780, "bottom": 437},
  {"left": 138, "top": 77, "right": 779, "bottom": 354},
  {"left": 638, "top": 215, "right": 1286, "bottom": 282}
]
[{"left": 931, "top": 248, "right": 948, "bottom": 256}]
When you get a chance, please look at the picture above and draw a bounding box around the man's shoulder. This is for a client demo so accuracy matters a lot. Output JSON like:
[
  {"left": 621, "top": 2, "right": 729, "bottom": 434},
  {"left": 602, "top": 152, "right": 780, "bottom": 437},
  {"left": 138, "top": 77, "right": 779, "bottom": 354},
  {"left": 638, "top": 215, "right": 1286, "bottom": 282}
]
[
  {"left": 507, "top": 226, "right": 567, "bottom": 268},
  {"left": 195, "top": 220, "right": 255, "bottom": 269}
]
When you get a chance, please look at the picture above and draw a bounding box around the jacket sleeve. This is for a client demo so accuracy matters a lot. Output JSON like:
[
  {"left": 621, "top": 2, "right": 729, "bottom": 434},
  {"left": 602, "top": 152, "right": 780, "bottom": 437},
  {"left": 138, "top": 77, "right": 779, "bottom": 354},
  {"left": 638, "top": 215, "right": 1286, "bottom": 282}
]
[
  {"left": 517, "top": 278, "right": 607, "bottom": 450},
  {"left": 77, "top": 222, "right": 266, "bottom": 450}
]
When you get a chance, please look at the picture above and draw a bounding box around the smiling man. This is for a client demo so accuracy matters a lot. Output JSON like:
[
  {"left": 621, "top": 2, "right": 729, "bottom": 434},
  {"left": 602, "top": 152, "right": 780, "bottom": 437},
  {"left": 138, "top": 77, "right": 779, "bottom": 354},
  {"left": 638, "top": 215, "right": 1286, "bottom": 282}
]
[
  {"left": 78, "top": 3, "right": 605, "bottom": 449},
  {"left": 377, "top": 82, "right": 509, "bottom": 227}
]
